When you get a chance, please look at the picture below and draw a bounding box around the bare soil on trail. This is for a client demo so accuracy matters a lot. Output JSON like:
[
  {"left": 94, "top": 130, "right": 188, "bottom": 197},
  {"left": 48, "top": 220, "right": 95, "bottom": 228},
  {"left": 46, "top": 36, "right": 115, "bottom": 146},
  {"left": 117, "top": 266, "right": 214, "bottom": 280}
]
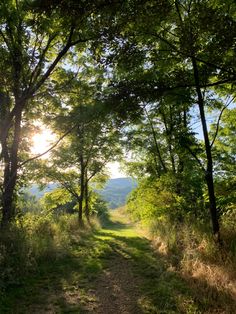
[
  {"left": 90, "top": 250, "right": 143, "bottom": 314},
  {"left": 18, "top": 215, "right": 147, "bottom": 314},
  {"left": 26, "top": 250, "right": 144, "bottom": 314},
  {"left": 4, "top": 211, "right": 234, "bottom": 313}
]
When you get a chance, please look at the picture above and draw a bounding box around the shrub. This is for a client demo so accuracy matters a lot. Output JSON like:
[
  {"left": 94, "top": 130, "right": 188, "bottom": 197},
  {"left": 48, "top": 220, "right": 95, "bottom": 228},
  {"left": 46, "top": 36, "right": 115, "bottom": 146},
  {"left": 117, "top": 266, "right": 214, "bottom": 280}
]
[{"left": 0, "top": 211, "right": 86, "bottom": 295}]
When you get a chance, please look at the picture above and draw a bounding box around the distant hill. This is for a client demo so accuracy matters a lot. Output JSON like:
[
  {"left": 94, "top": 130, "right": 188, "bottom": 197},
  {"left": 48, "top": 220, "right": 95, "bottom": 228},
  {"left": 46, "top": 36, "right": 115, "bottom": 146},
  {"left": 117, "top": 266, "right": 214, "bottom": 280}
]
[
  {"left": 26, "top": 183, "right": 58, "bottom": 199},
  {"left": 98, "top": 177, "right": 137, "bottom": 209},
  {"left": 26, "top": 177, "right": 137, "bottom": 209}
]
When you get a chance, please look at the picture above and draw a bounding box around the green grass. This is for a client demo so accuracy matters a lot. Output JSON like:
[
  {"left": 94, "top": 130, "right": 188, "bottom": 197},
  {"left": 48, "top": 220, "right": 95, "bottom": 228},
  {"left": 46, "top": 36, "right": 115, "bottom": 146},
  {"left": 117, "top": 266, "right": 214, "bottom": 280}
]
[
  {"left": 95, "top": 211, "right": 202, "bottom": 313},
  {"left": 0, "top": 217, "right": 111, "bottom": 313},
  {"left": 0, "top": 210, "right": 235, "bottom": 313}
]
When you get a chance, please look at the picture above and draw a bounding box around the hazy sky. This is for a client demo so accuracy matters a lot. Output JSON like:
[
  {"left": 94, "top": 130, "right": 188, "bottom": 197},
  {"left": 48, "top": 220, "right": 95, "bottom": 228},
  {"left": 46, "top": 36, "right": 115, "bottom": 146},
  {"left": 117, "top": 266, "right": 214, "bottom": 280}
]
[{"left": 107, "top": 161, "right": 126, "bottom": 178}]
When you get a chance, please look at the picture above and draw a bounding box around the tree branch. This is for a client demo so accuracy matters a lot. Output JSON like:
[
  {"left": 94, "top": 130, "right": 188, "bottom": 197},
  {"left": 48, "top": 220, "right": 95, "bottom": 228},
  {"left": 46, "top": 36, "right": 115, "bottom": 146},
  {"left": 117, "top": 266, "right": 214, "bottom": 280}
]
[
  {"left": 29, "top": 26, "right": 75, "bottom": 96},
  {"left": 210, "top": 96, "right": 235, "bottom": 148},
  {"left": 19, "top": 125, "right": 76, "bottom": 168},
  {"left": 29, "top": 33, "right": 58, "bottom": 89},
  {"left": 185, "top": 145, "right": 205, "bottom": 172},
  {"left": 145, "top": 31, "right": 236, "bottom": 77}
]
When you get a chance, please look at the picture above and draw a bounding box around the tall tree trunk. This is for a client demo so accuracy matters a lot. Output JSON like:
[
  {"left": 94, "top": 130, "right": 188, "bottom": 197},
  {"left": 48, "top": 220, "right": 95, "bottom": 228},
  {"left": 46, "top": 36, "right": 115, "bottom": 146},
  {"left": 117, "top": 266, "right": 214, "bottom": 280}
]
[
  {"left": 192, "top": 57, "right": 220, "bottom": 242},
  {"left": 84, "top": 169, "right": 90, "bottom": 224},
  {"left": 161, "top": 109, "right": 176, "bottom": 173},
  {"left": 177, "top": 109, "right": 187, "bottom": 174},
  {"left": 1, "top": 106, "right": 22, "bottom": 227},
  {"left": 78, "top": 155, "right": 84, "bottom": 226}
]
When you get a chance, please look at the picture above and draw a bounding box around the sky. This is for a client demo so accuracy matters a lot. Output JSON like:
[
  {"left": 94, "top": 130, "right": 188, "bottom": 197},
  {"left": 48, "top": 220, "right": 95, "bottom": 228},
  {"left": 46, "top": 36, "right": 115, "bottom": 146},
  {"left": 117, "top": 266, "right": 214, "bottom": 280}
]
[
  {"left": 191, "top": 99, "right": 236, "bottom": 140},
  {"left": 107, "top": 161, "right": 126, "bottom": 178}
]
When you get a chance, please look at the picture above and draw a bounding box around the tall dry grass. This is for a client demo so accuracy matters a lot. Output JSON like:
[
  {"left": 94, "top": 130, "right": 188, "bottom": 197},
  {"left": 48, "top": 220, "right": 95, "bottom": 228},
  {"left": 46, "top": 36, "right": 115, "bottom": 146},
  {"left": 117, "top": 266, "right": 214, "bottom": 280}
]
[{"left": 148, "top": 215, "right": 236, "bottom": 313}]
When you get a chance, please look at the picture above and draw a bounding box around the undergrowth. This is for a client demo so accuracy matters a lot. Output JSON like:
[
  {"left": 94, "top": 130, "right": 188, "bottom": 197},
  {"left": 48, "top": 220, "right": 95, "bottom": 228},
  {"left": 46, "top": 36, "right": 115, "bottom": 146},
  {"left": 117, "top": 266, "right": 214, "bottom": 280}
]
[
  {"left": 0, "top": 212, "right": 98, "bottom": 300},
  {"left": 142, "top": 214, "right": 236, "bottom": 313},
  {"left": 1, "top": 207, "right": 236, "bottom": 313}
]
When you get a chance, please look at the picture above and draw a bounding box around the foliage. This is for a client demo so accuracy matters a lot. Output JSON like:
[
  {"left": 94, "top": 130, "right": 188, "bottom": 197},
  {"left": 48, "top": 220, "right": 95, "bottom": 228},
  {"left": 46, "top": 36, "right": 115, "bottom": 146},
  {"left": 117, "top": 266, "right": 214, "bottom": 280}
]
[
  {"left": 40, "top": 186, "right": 109, "bottom": 218},
  {"left": 0, "top": 0, "right": 236, "bottom": 310},
  {"left": 212, "top": 108, "right": 236, "bottom": 176},
  {"left": 41, "top": 188, "right": 74, "bottom": 213},
  {"left": 98, "top": 0, "right": 236, "bottom": 239},
  {"left": 0, "top": 0, "right": 122, "bottom": 224},
  {"left": 127, "top": 172, "right": 205, "bottom": 224},
  {"left": 0, "top": 212, "right": 79, "bottom": 294}
]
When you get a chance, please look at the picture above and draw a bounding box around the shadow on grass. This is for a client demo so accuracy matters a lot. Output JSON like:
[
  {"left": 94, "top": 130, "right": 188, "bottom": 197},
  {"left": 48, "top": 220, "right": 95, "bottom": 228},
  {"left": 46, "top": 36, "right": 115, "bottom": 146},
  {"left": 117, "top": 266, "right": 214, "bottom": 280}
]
[
  {"left": 93, "top": 223, "right": 236, "bottom": 313},
  {"left": 0, "top": 231, "right": 113, "bottom": 313},
  {"left": 97, "top": 213, "right": 131, "bottom": 231},
  {"left": 1, "top": 216, "right": 235, "bottom": 313}
]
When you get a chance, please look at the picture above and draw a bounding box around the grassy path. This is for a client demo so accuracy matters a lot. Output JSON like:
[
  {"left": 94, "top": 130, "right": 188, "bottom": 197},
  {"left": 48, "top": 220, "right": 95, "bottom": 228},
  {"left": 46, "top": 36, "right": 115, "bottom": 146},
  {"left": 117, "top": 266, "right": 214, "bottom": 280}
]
[{"left": 1, "top": 210, "right": 228, "bottom": 313}]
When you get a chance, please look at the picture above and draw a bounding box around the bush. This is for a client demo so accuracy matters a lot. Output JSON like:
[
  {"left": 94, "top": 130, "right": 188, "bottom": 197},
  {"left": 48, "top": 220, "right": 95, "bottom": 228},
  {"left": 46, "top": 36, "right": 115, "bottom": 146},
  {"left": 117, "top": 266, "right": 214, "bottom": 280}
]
[{"left": 126, "top": 174, "right": 236, "bottom": 311}]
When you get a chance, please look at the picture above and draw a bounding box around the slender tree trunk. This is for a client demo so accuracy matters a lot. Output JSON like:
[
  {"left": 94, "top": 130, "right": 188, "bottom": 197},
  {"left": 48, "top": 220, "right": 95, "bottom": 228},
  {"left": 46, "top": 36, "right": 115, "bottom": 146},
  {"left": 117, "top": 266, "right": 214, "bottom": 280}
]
[
  {"left": 192, "top": 57, "right": 220, "bottom": 242},
  {"left": 1, "top": 106, "right": 22, "bottom": 227},
  {"left": 78, "top": 155, "right": 84, "bottom": 226},
  {"left": 144, "top": 108, "right": 167, "bottom": 173},
  {"left": 161, "top": 110, "right": 176, "bottom": 173},
  {"left": 177, "top": 109, "right": 187, "bottom": 174},
  {"left": 84, "top": 170, "right": 90, "bottom": 224}
]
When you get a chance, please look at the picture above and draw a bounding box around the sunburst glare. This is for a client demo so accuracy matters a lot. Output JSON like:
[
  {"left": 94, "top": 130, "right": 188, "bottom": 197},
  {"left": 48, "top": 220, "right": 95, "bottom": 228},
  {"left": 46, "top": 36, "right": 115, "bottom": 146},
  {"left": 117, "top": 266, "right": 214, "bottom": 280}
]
[{"left": 31, "top": 128, "right": 56, "bottom": 157}]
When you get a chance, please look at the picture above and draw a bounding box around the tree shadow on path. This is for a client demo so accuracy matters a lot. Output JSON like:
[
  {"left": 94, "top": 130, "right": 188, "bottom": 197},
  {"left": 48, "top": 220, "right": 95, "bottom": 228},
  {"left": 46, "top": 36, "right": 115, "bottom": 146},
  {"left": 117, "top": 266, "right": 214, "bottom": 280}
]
[
  {"left": 2, "top": 215, "right": 236, "bottom": 313},
  {"left": 92, "top": 217, "right": 236, "bottom": 313}
]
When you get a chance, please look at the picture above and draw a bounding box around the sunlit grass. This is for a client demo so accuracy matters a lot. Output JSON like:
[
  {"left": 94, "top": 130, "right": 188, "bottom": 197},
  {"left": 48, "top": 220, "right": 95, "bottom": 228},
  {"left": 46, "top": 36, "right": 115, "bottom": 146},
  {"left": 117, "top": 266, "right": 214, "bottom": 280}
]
[{"left": 1, "top": 209, "right": 235, "bottom": 313}]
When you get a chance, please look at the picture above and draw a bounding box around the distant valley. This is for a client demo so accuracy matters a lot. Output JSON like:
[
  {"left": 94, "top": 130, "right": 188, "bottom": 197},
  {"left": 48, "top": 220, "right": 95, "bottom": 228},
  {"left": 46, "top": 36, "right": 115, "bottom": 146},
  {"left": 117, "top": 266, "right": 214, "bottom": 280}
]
[
  {"left": 27, "top": 177, "right": 137, "bottom": 209},
  {"left": 98, "top": 177, "right": 137, "bottom": 208}
]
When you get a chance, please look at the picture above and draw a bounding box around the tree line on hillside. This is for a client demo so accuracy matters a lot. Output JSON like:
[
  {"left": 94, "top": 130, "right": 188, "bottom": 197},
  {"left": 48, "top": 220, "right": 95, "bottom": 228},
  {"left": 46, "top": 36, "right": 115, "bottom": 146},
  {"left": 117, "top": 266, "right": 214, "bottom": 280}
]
[{"left": 0, "top": 0, "right": 235, "bottom": 242}]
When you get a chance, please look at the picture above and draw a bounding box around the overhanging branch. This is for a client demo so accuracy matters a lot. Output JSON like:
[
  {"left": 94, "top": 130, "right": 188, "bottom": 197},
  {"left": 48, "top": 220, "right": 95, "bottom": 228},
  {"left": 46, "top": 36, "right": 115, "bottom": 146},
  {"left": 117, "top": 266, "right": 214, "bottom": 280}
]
[{"left": 19, "top": 125, "right": 76, "bottom": 168}]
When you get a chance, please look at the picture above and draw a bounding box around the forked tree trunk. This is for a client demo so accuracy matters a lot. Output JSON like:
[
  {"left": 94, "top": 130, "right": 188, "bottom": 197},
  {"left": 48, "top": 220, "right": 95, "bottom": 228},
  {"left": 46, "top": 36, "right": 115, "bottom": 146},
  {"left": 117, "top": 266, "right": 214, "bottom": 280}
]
[
  {"left": 144, "top": 108, "right": 167, "bottom": 174},
  {"left": 161, "top": 109, "right": 176, "bottom": 173}
]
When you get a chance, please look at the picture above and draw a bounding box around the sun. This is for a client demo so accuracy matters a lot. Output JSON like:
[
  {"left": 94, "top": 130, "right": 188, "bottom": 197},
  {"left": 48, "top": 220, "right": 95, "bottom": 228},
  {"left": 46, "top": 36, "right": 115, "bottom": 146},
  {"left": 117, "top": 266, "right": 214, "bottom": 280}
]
[{"left": 31, "top": 128, "right": 56, "bottom": 157}]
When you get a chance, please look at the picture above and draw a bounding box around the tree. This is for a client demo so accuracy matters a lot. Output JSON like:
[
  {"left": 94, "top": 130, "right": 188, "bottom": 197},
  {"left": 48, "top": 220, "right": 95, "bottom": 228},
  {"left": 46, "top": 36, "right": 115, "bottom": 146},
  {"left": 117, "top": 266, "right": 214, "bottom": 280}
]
[
  {"left": 98, "top": 0, "right": 236, "bottom": 240},
  {"left": 210, "top": 108, "right": 236, "bottom": 216},
  {"left": 0, "top": 0, "right": 120, "bottom": 226},
  {"left": 32, "top": 97, "right": 121, "bottom": 224}
]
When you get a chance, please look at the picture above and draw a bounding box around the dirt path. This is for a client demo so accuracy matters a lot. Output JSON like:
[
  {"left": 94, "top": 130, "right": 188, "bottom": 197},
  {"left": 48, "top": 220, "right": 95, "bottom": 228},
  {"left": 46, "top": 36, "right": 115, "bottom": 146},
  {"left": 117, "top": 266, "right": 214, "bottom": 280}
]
[
  {"left": 3, "top": 210, "right": 235, "bottom": 313},
  {"left": 81, "top": 213, "right": 146, "bottom": 313},
  {"left": 90, "top": 250, "right": 142, "bottom": 313}
]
